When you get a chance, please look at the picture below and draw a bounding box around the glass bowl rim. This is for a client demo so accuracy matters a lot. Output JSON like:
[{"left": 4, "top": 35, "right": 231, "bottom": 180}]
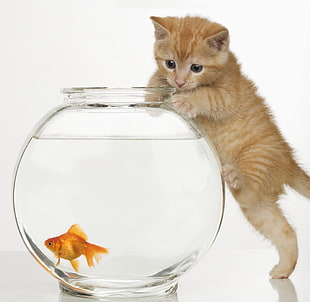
[{"left": 61, "top": 87, "right": 176, "bottom": 105}]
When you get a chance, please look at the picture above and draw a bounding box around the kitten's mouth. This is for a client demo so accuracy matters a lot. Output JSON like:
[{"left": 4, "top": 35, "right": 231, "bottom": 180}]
[
  {"left": 175, "top": 84, "right": 195, "bottom": 92},
  {"left": 167, "top": 78, "right": 195, "bottom": 91},
  {"left": 170, "top": 81, "right": 193, "bottom": 91}
]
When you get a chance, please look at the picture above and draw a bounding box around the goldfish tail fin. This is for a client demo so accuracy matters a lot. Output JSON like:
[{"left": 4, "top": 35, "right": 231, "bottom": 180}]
[
  {"left": 84, "top": 243, "right": 109, "bottom": 268},
  {"left": 67, "top": 224, "right": 88, "bottom": 241},
  {"left": 70, "top": 259, "right": 80, "bottom": 272}
]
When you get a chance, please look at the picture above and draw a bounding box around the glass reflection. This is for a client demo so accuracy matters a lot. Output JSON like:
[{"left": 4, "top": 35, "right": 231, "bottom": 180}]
[
  {"left": 58, "top": 278, "right": 298, "bottom": 302},
  {"left": 58, "top": 292, "right": 178, "bottom": 302},
  {"left": 270, "top": 278, "right": 298, "bottom": 302}
]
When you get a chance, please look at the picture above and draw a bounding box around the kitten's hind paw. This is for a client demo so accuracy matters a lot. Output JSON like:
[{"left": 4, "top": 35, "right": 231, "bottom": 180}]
[
  {"left": 269, "top": 265, "right": 292, "bottom": 279},
  {"left": 222, "top": 165, "right": 241, "bottom": 190}
]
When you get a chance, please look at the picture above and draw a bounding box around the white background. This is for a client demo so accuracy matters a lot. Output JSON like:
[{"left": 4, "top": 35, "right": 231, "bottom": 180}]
[{"left": 1, "top": 0, "right": 309, "bottom": 257}]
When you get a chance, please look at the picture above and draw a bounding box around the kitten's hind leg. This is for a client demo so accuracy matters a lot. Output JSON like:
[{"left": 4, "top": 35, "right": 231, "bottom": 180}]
[{"left": 239, "top": 202, "right": 298, "bottom": 279}]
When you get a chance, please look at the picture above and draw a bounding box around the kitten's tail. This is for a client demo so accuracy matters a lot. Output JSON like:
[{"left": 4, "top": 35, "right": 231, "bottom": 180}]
[{"left": 289, "top": 165, "right": 310, "bottom": 199}]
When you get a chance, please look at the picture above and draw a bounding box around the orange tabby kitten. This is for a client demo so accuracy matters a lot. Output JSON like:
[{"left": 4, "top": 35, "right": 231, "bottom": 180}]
[{"left": 148, "top": 16, "right": 310, "bottom": 279}]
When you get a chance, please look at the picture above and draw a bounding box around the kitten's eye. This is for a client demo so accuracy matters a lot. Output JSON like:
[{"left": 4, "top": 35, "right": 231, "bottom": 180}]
[
  {"left": 191, "top": 64, "right": 203, "bottom": 73},
  {"left": 165, "top": 60, "right": 176, "bottom": 69}
]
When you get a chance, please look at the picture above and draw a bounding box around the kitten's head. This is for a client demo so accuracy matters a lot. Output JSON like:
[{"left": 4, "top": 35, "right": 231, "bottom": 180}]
[{"left": 151, "top": 16, "right": 230, "bottom": 90}]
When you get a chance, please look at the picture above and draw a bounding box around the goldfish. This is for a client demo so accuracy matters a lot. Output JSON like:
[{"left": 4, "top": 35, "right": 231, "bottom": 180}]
[{"left": 44, "top": 224, "right": 108, "bottom": 272}]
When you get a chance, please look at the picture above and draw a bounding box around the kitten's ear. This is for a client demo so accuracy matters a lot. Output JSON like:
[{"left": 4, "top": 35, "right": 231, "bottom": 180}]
[
  {"left": 206, "top": 30, "right": 229, "bottom": 51},
  {"left": 150, "top": 16, "right": 170, "bottom": 40}
]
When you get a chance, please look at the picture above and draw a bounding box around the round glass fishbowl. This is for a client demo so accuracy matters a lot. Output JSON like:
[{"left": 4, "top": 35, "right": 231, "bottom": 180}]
[{"left": 13, "top": 87, "right": 224, "bottom": 298}]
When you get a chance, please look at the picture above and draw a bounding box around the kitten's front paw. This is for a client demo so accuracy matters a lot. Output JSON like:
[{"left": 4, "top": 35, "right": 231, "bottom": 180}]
[
  {"left": 171, "top": 94, "right": 198, "bottom": 118},
  {"left": 222, "top": 165, "right": 241, "bottom": 190}
]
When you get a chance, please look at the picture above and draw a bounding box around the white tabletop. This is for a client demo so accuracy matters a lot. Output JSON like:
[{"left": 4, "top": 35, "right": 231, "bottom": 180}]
[{"left": 2, "top": 249, "right": 310, "bottom": 301}]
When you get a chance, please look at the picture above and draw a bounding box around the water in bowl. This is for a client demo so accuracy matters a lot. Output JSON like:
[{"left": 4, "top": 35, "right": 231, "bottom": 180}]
[{"left": 14, "top": 136, "right": 223, "bottom": 296}]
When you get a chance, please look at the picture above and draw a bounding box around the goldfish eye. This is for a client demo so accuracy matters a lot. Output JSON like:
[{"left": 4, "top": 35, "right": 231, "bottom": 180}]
[
  {"left": 165, "top": 60, "right": 176, "bottom": 69},
  {"left": 48, "top": 242, "right": 53, "bottom": 246},
  {"left": 191, "top": 64, "right": 203, "bottom": 73}
]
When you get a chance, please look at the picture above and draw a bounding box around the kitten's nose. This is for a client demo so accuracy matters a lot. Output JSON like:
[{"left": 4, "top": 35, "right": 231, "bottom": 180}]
[{"left": 176, "top": 80, "right": 186, "bottom": 88}]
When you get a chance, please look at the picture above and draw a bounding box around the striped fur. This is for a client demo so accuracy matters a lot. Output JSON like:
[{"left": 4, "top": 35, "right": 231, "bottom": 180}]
[{"left": 148, "top": 16, "right": 310, "bottom": 278}]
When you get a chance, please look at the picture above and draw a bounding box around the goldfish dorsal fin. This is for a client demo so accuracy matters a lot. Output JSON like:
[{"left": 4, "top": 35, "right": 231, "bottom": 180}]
[{"left": 67, "top": 224, "right": 88, "bottom": 240}]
